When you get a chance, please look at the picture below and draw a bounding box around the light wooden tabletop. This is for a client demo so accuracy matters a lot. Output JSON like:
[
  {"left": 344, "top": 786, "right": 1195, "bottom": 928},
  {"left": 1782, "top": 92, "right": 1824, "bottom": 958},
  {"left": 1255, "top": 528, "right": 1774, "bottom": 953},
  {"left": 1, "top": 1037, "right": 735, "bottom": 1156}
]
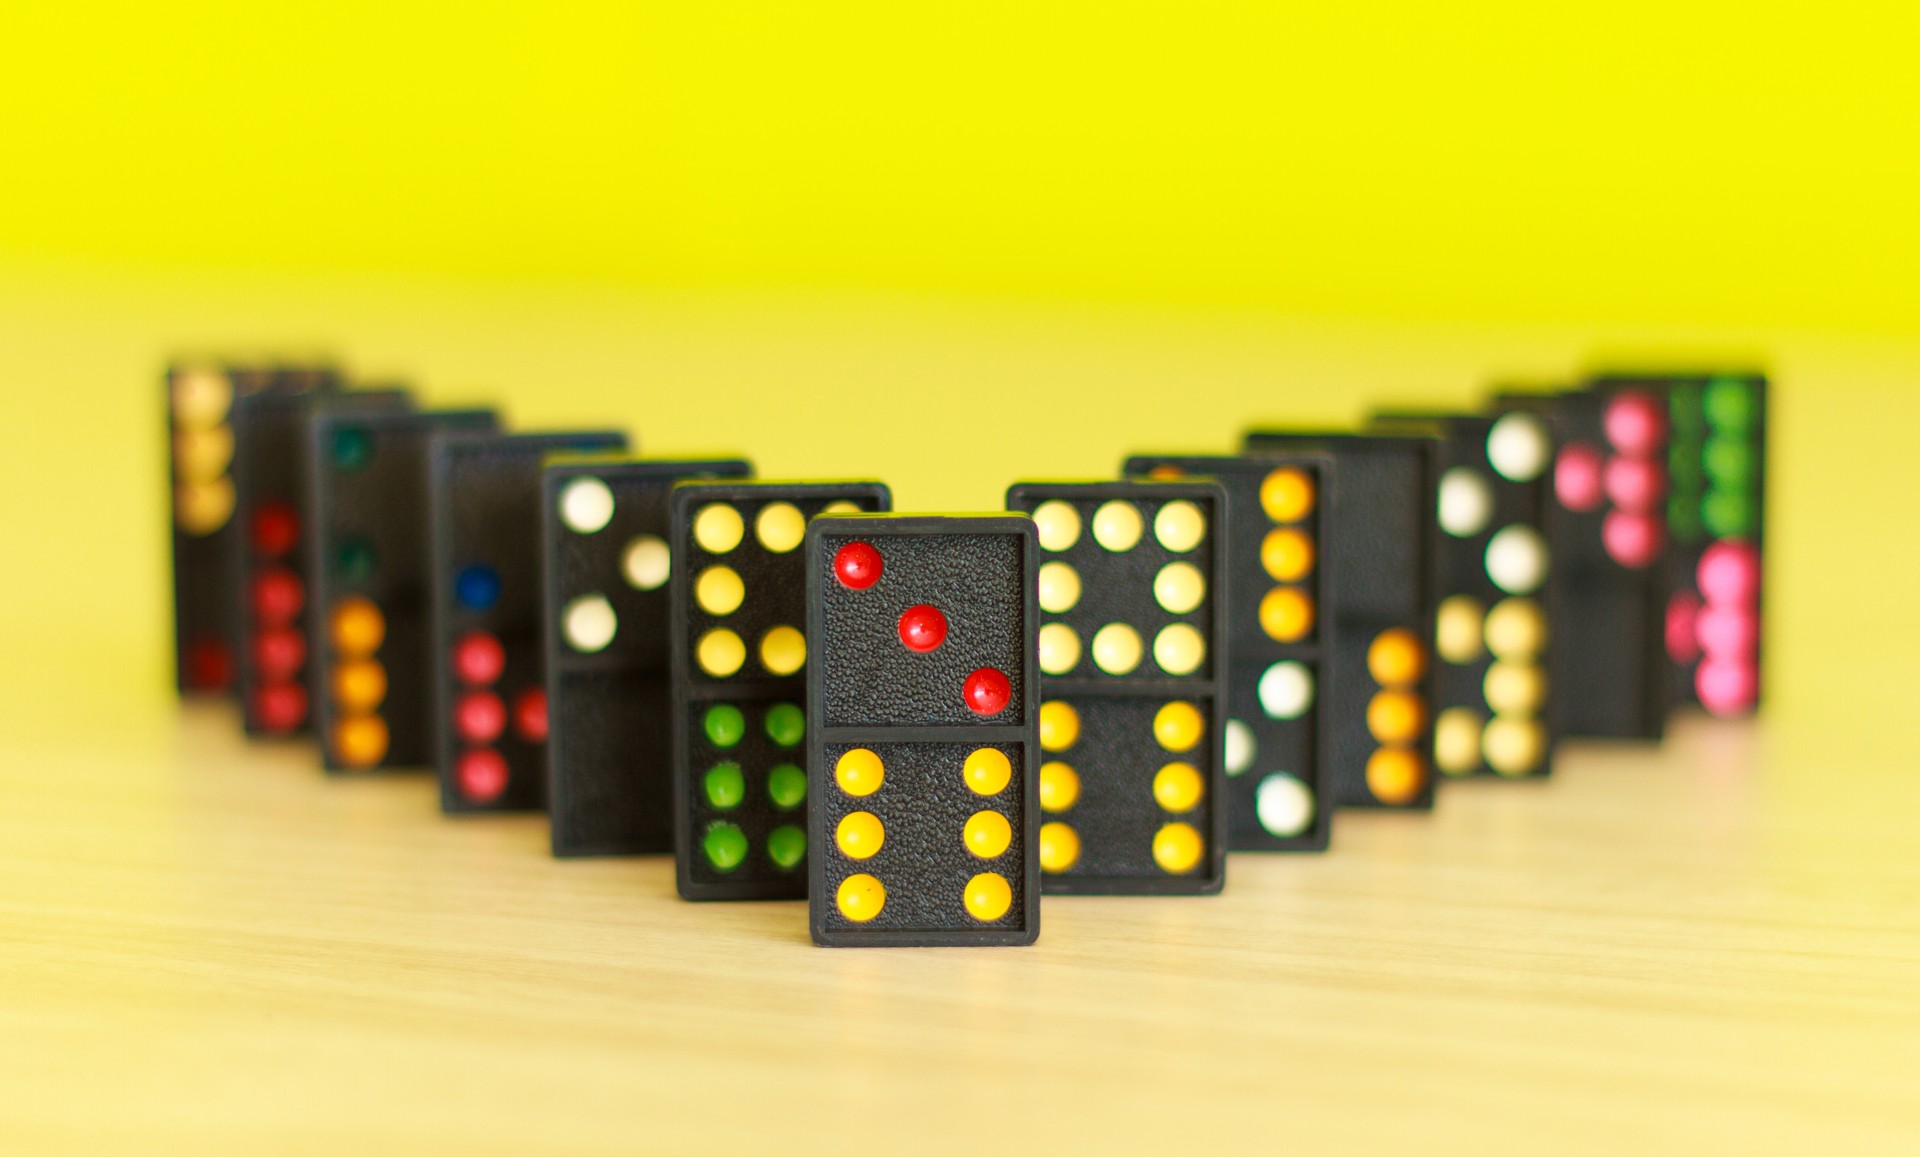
[{"left": 4, "top": 662, "right": 1915, "bottom": 1155}]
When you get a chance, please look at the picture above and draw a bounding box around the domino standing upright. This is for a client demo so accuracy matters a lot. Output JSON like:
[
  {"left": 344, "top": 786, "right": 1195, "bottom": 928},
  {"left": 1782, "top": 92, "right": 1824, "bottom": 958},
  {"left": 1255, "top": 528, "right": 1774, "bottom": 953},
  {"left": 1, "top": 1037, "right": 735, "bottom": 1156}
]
[
  {"left": 539, "top": 457, "right": 754, "bottom": 857},
  {"left": 429, "top": 429, "right": 628, "bottom": 813},
  {"left": 805, "top": 514, "right": 1039, "bottom": 947},
  {"left": 1122, "top": 455, "right": 1333, "bottom": 852},
  {"left": 1003, "top": 480, "right": 1228, "bottom": 894},
  {"left": 671, "top": 481, "right": 892, "bottom": 899}
]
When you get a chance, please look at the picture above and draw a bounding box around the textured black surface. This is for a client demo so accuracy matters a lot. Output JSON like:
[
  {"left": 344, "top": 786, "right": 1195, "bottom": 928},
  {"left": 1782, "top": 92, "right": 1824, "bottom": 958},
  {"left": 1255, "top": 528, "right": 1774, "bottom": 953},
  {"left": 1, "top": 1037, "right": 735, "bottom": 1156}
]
[
  {"left": 167, "top": 364, "right": 335, "bottom": 696},
  {"left": 805, "top": 514, "right": 1039, "bottom": 946},
  {"left": 670, "top": 482, "right": 890, "bottom": 899},
  {"left": 541, "top": 458, "right": 751, "bottom": 855},
  {"left": 308, "top": 408, "right": 498, "bottom": 771},
  {"left": 1500, "top": 389, "right": 1668, "bottom": 741},
  {"left": 1243, "top": 435, "right": 1438, "bottom": 810},
  {"left": 1370, "top": 411, "right": 1556, "bottom": 778},
  {"left": 230, "top": 385, "right": 407, "bottom": 735},
  {"left": 1005, "top": 480, "right": 1227, "bottom": 893},
  {"left": 428, "top": 430, "right": 628, "bottom": 814},
  {"left": 1121, "top": 456, "right": 1331, "bottom": 853}
]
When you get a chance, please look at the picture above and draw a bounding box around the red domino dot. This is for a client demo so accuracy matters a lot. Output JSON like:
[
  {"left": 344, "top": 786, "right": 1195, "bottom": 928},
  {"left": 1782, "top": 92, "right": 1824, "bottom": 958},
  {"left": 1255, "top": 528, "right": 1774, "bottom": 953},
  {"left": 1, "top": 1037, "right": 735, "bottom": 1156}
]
[
  {"left": 897, "top": 604, "right": 948, "bottom": 653},
  {"left": 252, "top": 626, "right": 306, "bottom": 682},
  {"left": 251, "top": 681, "right": 308, "bottom": 732},
  {"left": 457, "top": 748, "right": 510, "bottom": 803},
  {"left": 251, "top": 567, "right": 305, "bottom": 626},
  {"left": 452, "top": 631, "right": 506, "bottom": 686},
  {"left": 454, "top": 690, "right": 506, "bottom": 744},
  {"left": 1554, "top": 443, "right": 1605, "bottom": 512},
  {"left": 183, "top": 638, "right": 234, "bottom": 691},
  {"left": 1698, "top": 540, "right": 1761, "bottom": 608},
  {"left": 250, "top": 500, "right": 300, "bottom": 559},
  {"left": 1603, "top": 455, "right": 1666, "bottom": 514},
  {"left": 1603, "top": 390, "right": 1666, "bottom": 457},
  {"left": 834, "top": 542, "right": 883, "bottom": 590},
  {"left": 962, "top": 667, "right": 1012, "bottom": 716},
  {"left": 512, "top": 688, "right": 549, "bottom": 743},
  {"left": 1602, "top": 510, "right": 1664, "bottom": 569},
  {"left": 1665, "top": 592, "right": 1702, "bottom": 664}
]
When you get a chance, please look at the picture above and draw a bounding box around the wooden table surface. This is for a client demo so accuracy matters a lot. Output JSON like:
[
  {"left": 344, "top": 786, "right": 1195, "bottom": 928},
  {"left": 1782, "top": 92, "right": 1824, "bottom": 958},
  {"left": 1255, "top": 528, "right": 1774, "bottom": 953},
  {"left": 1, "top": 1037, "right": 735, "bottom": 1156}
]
[{"left": 4, "top": 656, "right": 1915, "bottom": 1155}]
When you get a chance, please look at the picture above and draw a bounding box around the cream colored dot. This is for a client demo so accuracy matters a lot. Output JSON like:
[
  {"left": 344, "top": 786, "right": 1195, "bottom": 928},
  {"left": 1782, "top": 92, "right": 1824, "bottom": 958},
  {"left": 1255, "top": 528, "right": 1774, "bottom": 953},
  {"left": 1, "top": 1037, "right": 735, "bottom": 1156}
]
[
  {"left": 693, "top": 503, "right": 745, "bottom": 553},
  {"left": 1153, "top": 500, "right": 1205, "bottom": 552},
  {"left": 621, "top": 536, "right": 670, "bottom": 590},
  {"left": 1434, "top": 707, "right": 1484, "bottom": 774},
  {"left": 820, "top": 500, "right": 860, "bottom": 514},
  {"left": 562, "top": 594, "right": 617, "bottom": 652},
  {"left": 1485, "top": 525, "right": 1548, "bottom": 595},
  {"left": 1484, "top": 661, "right": 1546, "bottom": 715},
  {"left": 1032, "top": 501, "right": 1082, "bottom": 552},
  {"left": 1038, "top": 623, "right": 1082, "bottom": 675},
  {"left": 1436, "top": 595, "right": 1486, "bottom": 665},
  {"left": 1091, "top": 623, "right": 1143, "bottom": 675},
  {"left": 1224, "top": 720, "right": 1255, "bottom": 776},
  {"left": 1153, "top": 624, "right": 1205, "bottom": 676},
  {"left": 695, "top": 566, "right": 745, "bottom": 616},
  {"left": 1038, "top": 562, "right": 1083, "bottom": 613},
  {"left": 1487, "top": 413, "right": 1551, "bottom": 482},
  {"left": 1438, "top": 467, "right": 1495, "bottom": 538},
  {"left": 171, "top": 367, "right": 231, "bottom": 430},
  {"left": 559, "top": 476, "right": 615, "bottom": 534},
  {"left": 1485, "top": 597, "right": 1547, "bottom": 660},
  {"left": 1092, "top": 501, "right": 1144, "bottom": 552},
  {"left": 755, "top": 502, "right": 807, "bottom": 553},
  {"left": 1483, "top": 716, "right": 1546, "bottom": 776},
  {"left": 1153, "top": 562, "right": 1205, "bottom": 615}
]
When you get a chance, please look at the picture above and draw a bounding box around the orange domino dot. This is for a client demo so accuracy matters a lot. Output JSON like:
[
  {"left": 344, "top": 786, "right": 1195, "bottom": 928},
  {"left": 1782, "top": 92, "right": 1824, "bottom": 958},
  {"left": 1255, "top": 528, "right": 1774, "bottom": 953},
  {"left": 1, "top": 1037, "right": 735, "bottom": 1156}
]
[
  {"left": 1260, "top": 528, "right": 1315, "bottom": 582},
  {"left": 1259, "top": 467, "right": 1315, "bottom": 523},
  {"left": 330, "top": 596, "right": 386, "bottom": 657},
  {"left": 836, "top": 873, "right": 886, "bottom": 921},
  {"left": 1365, "top": 748, "right": 1427, "bottom": 804},
  {"left": 1367, "top": 628, "right": 1427, "bottom": 688},
  {"left": 331, "top": 658, "right": 387, "bottom": 711},
  {"left": 1259, "top": 587, "right": 1315, "bottom": 642},
  {"left": 1367, "top": 690, "right": 1427, "bottom": 745},
  {"left": 332, "top": 714, "right": 390, "bottom": 769}
]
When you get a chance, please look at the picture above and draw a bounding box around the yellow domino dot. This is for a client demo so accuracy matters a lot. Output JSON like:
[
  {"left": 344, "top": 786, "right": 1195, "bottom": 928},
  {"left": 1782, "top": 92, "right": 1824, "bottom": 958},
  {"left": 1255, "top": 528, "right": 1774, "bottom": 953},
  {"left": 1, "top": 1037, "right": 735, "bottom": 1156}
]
[
  {"left": 1259, "top": 587, "right": 1315, "bottom": 643},
  {"left": 332, "top": 658, "right": 387, "bottom": 711},
  {"left": 1152, "top": 822, "right": 1204, "bottom": 874},
  {"left": 693, "top": 503, "right": 745, "bottom": 553},
  {"left": 331, "top": 714, "right": 389, "bottom": 769},
  {"left": 835, "top": 811, "right": 885, "bottom": 859},
  {"left": 1484, "top": 717, "right": 1547, "bottom": 777},
  {"left": 696, "top": 628, "right": 746, "bottom": 677},
  {"left": 1435, "top": 595, "right": 1486, "bottom": 665},
  {"left": 1039, "top": 701, "right": 1081, "bottom": 752},
  {"left": 1153, "top": 500, "right": 1206, "bottom": 552},
  {"left": 1153, "top": 762, "right": 1205, "bottom": 812},
  {"left": 963, "top": 811, "right": 1013, "bottom": 859},
  {"left": 962, "top": 747, "right": 1012, "bottom": 796},
  {"left": 694, "top": 565, "right": 745, "bottom": 615},
  {"left": 1367, "top": 628, "right": 1427, "bottom": 688},
  {"left": 754, "top": 502, "right": 807, "bottom": 553},
  {"left": 329, "top": 596, "right": 386, "bottom": 658},
  {"left": 1039, "top": 761, "right": 1080, "bottom": 812},
  {"left": 963, "top": 872, "right": 1014, "bottom": 922},
  {"left": 1434, "top": 707, "right": 1484, "bottom": 775},
  {"left": 836, "top": 873, "right": 886, "bottom": 922},
  {"left": 1039, "top": 822, "right": 1081, "bottom": 872},
  {"left": 1366, "top": 748, "right": 1427, "bottom": 804},
  {"left": 175, "top": 479, "right": 236, "bottom": 535},
  {"left": 1485, "top": 597, "right": 1548, "bottom": 660},
  {"left": 174, "top": 426, "right": 234, "bottom": 483},
  {"left": 1037, "top": 561, "right": 1083, "bottom": 613},
  {"left": 1367, "top": 690, "right": 1427, "bottom": 745},
  {"left": 1484, "top": 661, "right": 1546, "bottom": 715},
  {"left": 759, "top": 625, "right": 806, "bottom": 676},
  {"left": 835, "top": 748, "right": 885, "bottom": 796},
  {"left": 1152, "top": 700, "right": 1205, "bottom": 752},
  {"left": 1260, "top": 527, "right": 1315, "bottom": 582},
  {"left": 1260, "top": 467, "right": 1315, "bottom": 523}
]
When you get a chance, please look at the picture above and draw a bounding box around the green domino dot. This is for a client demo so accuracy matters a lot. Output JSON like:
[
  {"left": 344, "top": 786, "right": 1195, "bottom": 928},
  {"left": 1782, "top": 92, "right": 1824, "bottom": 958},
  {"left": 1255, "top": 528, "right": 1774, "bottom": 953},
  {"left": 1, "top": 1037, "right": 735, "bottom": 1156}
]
[
  {"left": 332, "top": 427, "right": 374, "bottom": 470},
  {"left": 765, "top": 702, "right": 805, "bottom": 748},
  {"left": 766, "top": 824, "right": 806, "bottom": 870},
  {"left": 1703, "top": 379, "right": 1757, "bottom": 433},
  {"left": 767, "top": 762, "right": 806, "bottom": 810},
  {"left": 1702, "top": 488, "right": 1755, "bottom": 537},
  {"left": 703, "top": 761, "right": 745, "bottom": 809},
  {"left": 1703, "top": 437, "right": 1752, "bottom": 488},
  {"left": 703, "top": 822, "right": 748, "bottom": 871},
  {"left": 334, "top": 538, "right": 377, "bottom": 585},
  {"left": 703, "top": 704, "right": 746, "bottom": 748}
]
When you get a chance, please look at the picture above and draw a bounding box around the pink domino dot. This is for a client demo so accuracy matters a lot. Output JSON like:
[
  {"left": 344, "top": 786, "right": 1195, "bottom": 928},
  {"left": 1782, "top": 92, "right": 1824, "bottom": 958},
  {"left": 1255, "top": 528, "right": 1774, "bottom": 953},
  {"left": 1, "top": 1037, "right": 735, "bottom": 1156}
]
[
  {"left": 1602, "top": 509, "right": 1664, "bottom": 569},
  {"left": 1604, "top": 390, "right": 1667, "bottom": 457},
  {"left": 1555, "top": 443, "right": 1606, "bottom": 512},
  {"left": 1696, "top": 658, "right": 1758, "bottom": 716},
  {"left": 1603, "top": 455, "right": 1666, "bottom": 514},
  {"left": 1666, "top": 592, "right": 1702, "bottom": 664},
  {"left": 1696, "top": 604, "right": 1758, "bottom": 663},
  {"left": 1698, "top": 540, "right": 1761, "bottom": 608}
]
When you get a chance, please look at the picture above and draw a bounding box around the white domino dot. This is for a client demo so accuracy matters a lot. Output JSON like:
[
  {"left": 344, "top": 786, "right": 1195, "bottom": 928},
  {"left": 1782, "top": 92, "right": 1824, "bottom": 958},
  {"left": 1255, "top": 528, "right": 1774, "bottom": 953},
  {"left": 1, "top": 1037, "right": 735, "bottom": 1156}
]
[
  {"left": 1257, "top": 661, "right": 1314, "bottom": 719},
  {"left": 563, "top": 594, "right": 618, "bottom": 652},
  {"left": 559, "top": 476, "right": 616, "bottom": 534},
  {"left": 1487, "top": 413, "right": 1551, "bottom": 482},
  {"left": 1224, "top": 719, "right": 1255, "bottom": 776},
  {"left": 1485, "top": 525, "right": 1549, "bottom": 595},
  {"left": 1256, "top": 773, "right": 1314, "bottom": 837},
  {"left": 622, "top": 536, "right": 670, "bottom": 591},
  {"left": 1437, "top": 467, "right": 1494, "bottom": 538}
]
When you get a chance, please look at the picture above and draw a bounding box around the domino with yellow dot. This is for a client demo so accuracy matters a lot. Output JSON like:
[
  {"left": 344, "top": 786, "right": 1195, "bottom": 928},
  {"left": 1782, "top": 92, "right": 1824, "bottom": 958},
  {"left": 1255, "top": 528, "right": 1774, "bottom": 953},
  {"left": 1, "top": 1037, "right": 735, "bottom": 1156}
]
[
  {"left": 668, "top": 480, "right": 892, "bottom": 900},
  {"left": 1005, "top": 481, "right": 1228, "bottom": 894}
]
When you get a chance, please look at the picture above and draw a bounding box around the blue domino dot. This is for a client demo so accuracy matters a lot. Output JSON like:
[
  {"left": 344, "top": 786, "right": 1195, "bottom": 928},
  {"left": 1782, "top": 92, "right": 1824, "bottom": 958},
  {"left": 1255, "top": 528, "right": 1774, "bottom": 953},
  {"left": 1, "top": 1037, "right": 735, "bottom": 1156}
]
[{"left": 455, "top": 564, "right": 502, "bottom": 610}]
